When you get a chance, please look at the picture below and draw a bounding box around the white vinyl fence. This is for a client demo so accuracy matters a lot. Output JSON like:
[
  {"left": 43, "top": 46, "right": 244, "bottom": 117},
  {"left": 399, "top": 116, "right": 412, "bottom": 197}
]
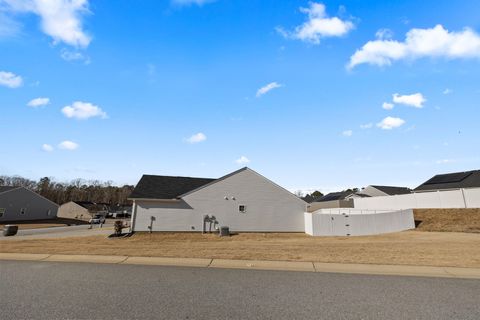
[
  {"left": 305, "top": 208, "right": 414, "bottom": 236},
  {"left": 353, "top": 188, "right": 480, "bottom": 210}
]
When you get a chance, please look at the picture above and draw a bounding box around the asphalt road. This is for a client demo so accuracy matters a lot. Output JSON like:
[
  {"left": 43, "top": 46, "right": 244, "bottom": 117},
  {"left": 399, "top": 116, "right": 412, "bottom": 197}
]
[
  {"left": 0, "top": 225, "right": 112, "bottom": 241},
  {"left": 1, "top": 261, "right": 479, "bottom": 320}
]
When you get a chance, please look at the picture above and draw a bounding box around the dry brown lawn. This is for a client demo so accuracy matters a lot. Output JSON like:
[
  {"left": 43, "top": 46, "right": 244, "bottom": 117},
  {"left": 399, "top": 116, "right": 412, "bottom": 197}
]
[
  {"left": 2, "top": 231, "right": 480, "bottom": 268},
  {"left": 414, "top": 208, "right": 480, "bottom": 233}
]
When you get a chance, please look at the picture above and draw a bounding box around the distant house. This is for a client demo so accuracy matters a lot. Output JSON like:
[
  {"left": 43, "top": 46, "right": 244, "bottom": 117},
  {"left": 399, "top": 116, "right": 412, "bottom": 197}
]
[
  {"left": 57, "top": 201, "right": 109, "bottom": 221},
  {"left": 353, "top": 185, "right": 411, "bottom": 198},
  {"left": 414, "top": 170, "right": 480, "bottom": 192},
  {"left": 0, "top": 186, "right": 58, "bottom": 222},
  {"left": 128, "top": 167, "right": 307, "bottom": 232},
  {"left": 308, "top": 191, "right": 355, "bottom": 211}
]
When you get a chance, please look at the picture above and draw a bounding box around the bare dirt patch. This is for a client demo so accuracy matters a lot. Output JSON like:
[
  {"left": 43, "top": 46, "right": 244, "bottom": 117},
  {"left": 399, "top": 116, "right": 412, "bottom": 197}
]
[
  {"left": 1, "top": 231, "right": 479, "bottom": 268},
  {"left": 414, "top": 208, "right": 480, "bottom": 233}
]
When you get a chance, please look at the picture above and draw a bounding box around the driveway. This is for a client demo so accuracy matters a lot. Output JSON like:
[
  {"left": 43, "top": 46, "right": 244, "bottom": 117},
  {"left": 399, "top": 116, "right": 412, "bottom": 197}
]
[{"left": 0, "top": 224, "right": 113, "bottom": 240}]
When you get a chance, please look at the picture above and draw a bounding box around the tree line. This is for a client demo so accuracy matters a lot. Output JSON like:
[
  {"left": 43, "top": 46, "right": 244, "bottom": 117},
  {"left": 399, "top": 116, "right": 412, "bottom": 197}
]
[{"left": 0, "top": 175, "right": 134, "bottom": 205}]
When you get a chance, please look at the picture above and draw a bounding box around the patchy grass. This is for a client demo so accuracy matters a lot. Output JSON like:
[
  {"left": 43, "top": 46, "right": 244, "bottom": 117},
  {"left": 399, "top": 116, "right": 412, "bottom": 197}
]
[
  {"left": 0, "top": 218, "right": 89, "bottom": 230},
  {"left": 414, "top": 208, "right": 480, "bottom": 233},
  {"left": 1, "top": 231, "right": 480, "bottom": 268}
]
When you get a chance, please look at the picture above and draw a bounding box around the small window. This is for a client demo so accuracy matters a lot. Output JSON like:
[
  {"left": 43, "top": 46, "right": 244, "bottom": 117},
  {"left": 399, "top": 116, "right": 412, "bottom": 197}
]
[
  {"left": 238, "top": 205, "right": 246, "bottom": 213},
  {"left": 0, "top": 208, "right": 5, "bottom": 218},
  {"left": 20, "top": 208, "right": 27, "bottom": 215},
  {"left": 47, "top": 209, "right": 52, "bottom": 216}
]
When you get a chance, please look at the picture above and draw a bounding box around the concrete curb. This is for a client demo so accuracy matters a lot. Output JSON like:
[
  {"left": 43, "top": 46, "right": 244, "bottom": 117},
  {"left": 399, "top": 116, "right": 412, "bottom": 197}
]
[{"left": 1, "top": 253, "right": 479, "bottom": 279}]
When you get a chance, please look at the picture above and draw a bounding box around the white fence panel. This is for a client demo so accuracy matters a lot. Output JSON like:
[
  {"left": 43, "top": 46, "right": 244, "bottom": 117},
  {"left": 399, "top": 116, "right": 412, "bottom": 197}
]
[
  {"left": 353, "top": 188, "right": 480, "bottom": 210},
  {"left": 305, "top": 209, "right": 415, "bottom": 236}
]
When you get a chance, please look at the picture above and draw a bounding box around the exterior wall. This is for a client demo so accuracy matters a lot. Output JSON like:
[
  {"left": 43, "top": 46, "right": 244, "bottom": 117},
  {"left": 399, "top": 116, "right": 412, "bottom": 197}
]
[
  {"left": 57, "top": 202, "right": 91, "bottom": 220},
  {"left": 132, "top": 169, "right": 307, "bottom": 232},
  {"left": 305, "top": 208, "right": 414, "bottom": 236},
  {"left": 353, "top": 188, "right": 480, "bottom": 210},
  {"left": 307, "top": 199, "right": 354, "bottom": 212},
  {"left": 0, "top": 188, "right": 58, "bottom": 222}
]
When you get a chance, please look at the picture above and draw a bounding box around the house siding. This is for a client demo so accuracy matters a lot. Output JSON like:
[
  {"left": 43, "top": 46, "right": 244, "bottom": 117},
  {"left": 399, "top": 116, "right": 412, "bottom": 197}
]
[
  {"left": 0, "top": 188, "right": 58, "bottom": 222},
  {"left": 132, "top": 169, "right": 306, "bottom": 232},
  {"left": 57, "top": 202, "right": 91, "bottom": 220}
]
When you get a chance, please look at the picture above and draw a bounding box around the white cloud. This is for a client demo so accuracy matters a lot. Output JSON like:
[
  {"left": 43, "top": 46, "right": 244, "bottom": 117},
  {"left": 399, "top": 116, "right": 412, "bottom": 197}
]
[
  {"left": 0, "top": 12, "right": 21, "bottom": 37},
  {"left": 60, "top": 48, "right": 90, "bottom": 63},
  {"left": 27, "top": 97, "right": 50, "bottom": 108},
  {"left": 58, "top": 140, "right": 78, "bottom": 150},
  {"left": 235, "top": 156, "right": 250, "bottom": 165},
  {"left": 42, "top": 144, "right": 53, "bottom": 152},
  {"left": 348, "top": 25, "right": 480, "bottom": 69},
  {"left": 278, "top": 2, "right": 354, "bottom": 44},
  {"left": 375, "top": 28, "right": 393, "bottom": 40},
  {"left": 377, "top": 116, "right": 405, "bottom": 130},
  {"left": 171, "top": 0, "right": 215, "bottom": 6},
  {"left": 0, "top": 70, "right": 23, "bottom": 88},
  {"left": 360, "top": 123, "right": 372, "bottom": 129},
  {"left": 61, "top": 101, "right": 107, "bottom": 120},
  {"left": 393, "top": 93, "right": 426, "bottom": 108},
  {"left": 2, "top": 0, "right": 91, "bottom": 48},
  {"left": 443, "top": 88, "right": 452, "bottom": 95},
  {"left": 382, "top": 102, "right": 394, "bottom": 110},
  {"left": 436, "top": 159, "right": 455, "bottom": 164},
  {"left": 185, "top": 132, "right": 207, "bottom": 144},
  {"left": 342, "top": 130, "right": 352, "bottom": 137},
  {"left": 256, "top": 82, "right": 283, "bottom": 97}
]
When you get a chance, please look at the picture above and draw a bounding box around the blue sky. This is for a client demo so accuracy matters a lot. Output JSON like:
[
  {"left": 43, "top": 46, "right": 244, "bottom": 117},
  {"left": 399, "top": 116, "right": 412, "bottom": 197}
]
[{"left": 1, "top": 0, "right": 479, "bottom": 193}]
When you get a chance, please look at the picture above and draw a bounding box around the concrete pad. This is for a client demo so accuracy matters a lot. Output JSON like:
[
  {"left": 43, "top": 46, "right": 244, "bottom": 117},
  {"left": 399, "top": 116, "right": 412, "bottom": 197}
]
[
  {"left": 44, "top": 254, "right": 128, "bottom": 264},
  {"left": 313, "top": 262, "right": 480, "bottom": 279},
  {"left": 123, "top": 256, "right": 212, "bottom": 268},
  {"left": 210, "top": 259, "right": 315, "bottom": 272},
  {"left": 0, "top": 253, "right": 50, "bottom": 261}
]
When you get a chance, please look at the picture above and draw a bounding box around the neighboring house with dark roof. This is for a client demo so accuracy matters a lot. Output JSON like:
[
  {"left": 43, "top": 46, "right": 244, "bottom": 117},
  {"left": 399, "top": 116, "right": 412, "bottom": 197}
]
[
  {"left": 307, "top": 191, "right": 355, "bottom": 211},
  {"left": 57, "top": 201, "right": 109, "bottom": 221},
  {"left": 414, "top": 170, "right": 480, "bottom": 192},
  {"left": 0, "top": 186, "right": 58, "bottom": 222},
  {"left": 128, "top": 167, "right": 307, "bottom": 232},
  {"left": 354, "top": 185, "right": 412, "bottom": 198}
]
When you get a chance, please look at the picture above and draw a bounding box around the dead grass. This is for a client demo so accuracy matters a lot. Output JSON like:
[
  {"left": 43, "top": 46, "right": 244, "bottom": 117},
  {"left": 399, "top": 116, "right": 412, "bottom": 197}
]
[
  {"left": 2, "top": 231, "right": 480, "bottom": 268},
  {"left": 0, "top": 218, "right": 89, "bottom": 230},
  {"left": 414, "top": 208, "right": 480, "bottom": 233}
]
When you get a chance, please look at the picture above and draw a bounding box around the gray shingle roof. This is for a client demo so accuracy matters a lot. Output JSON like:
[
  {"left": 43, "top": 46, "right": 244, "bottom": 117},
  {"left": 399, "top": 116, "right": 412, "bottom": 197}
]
[
  {"left": 414, "top": 170, "right": 480, "bottom": 191},
  {"left": 370, "top": 185, "right": 412, "bottom": 195},
  {"left": 0, "top": 186, "right": 20, "bottom": 194},
  {"left": 129, "top": 175, "right": 215, "bottom": 200},
  {"left": 314, "top": 191, "right": 353, "bottom": 202}
]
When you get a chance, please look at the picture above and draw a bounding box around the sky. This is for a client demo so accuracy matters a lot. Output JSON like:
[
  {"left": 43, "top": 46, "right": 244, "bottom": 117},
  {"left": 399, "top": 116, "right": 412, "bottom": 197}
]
[{"left": 1, "top": 0, "right": 479, "bottom": 194}]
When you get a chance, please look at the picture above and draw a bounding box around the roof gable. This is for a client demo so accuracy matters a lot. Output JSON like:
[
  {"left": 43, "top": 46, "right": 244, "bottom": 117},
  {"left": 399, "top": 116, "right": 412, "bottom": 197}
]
[
  {"left": 315, "top": 191, "right": 353, "bottom": 202},
  {"left": 0, "top": 186, "right": 20, "bottom": 194},
  {"left": 129, "top": 174, "right": 215, "bottom": 200},
  {"left": 370, "top": 185, "right": 412, "bottom": 195}
]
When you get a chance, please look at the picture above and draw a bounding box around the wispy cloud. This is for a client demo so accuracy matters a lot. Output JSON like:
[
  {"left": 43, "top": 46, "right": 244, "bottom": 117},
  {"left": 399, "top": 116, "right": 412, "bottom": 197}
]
[
  {"left": 443, "top": 88, "right": 452, "bottom": 95},
  {"left": 382, "top": 102, "right": 394, "bottom": 110},
  {"left": 393, "top": 93, "right": 426, "bottom": 108},
  {"left": 1, "top": 0, "right": 92, "bottom": 48},
  {"left": 0, "top": 70, "right": 23, "bottom": 88},
  {"left": 27, "top": 97, "right": 50, "bottom": 108},
  {"left": 62, "top": 101, "right": 107, "bottom": 120},
  {"left": 171, "top": 0, "right": 216, "bottom": 6},
  {"left": 377, "top": 116, "right": 405, "bottom": 130},
  {"left": 235, "top": 156, "right": 250, "bottom": 165},
  {"left": 342, "top": 130, "right": 353, "bottom": 137},
  {"left": 42, "top": 144, "right": 54, "bottom": 152},
  {"left": 277, "top": 2, "right": 354, "bottom": 44},
  {"left": 185, "top": 132, "right": 207, "bottom": 144},
  {"left": 348, "top": 25, "right": 480, "bottom": 69},
  {"left": 256, "top": 82, "right": 283, "bottom": 97},
  {"left": 360, "top": 123, "right": 372, "bottom": 129},
  {"left": 60, "top": 48, "right": 90, "bottom": 64},
  {"left": 58, "top": 140, "right": 79, "bottom": 150}
]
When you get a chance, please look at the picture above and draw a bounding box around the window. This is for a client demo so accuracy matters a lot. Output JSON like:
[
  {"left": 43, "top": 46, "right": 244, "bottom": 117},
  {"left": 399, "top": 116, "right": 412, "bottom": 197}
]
[
  {"left": 47, "top": 209, "right": 52, "bottom": 216},
  {"left": 238, "top": 205, "right": 246, "bottom": 213},
  {"left": 20, "top": 208, "right": 27, "bottom": 215},
  {"left": 0, "top": 208, "right": 5, "bottom": 218}
]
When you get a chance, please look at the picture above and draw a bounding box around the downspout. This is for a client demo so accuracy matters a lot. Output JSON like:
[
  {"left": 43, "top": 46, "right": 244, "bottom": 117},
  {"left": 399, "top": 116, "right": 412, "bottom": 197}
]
[{"left": 129, "top": 200, "right": 137, "bottom": 233}]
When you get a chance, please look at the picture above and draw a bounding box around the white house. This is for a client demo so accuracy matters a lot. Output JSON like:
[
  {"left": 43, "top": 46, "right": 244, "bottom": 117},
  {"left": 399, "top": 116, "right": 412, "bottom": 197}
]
[{"left": 128, "top": 167, "right": 307, "bottom": 232}]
